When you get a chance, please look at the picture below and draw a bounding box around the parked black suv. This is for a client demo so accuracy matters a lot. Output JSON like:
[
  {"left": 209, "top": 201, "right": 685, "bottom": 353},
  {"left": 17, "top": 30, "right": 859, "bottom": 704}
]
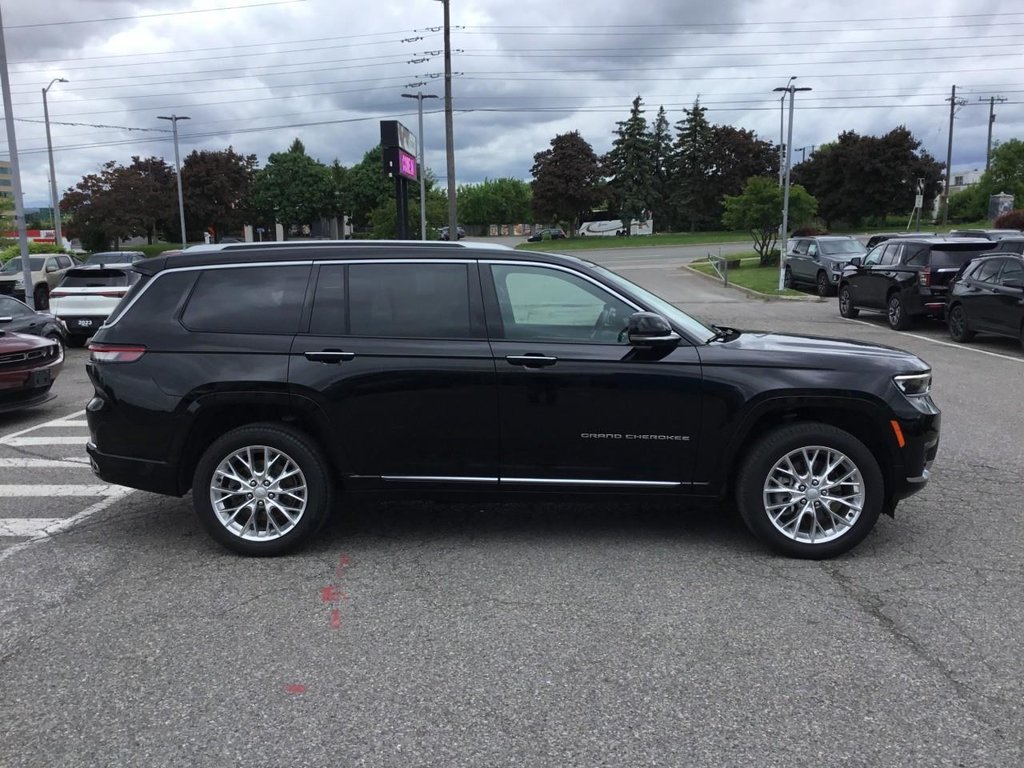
[
  {"left": 992, "top": 237, "right": 1024, "bottom": 255},
  {"left": 837, "top": 237, "right": 995, "bottom": 329},
  {"left": 86, "top": 241, "right": 940, "bottom": 559}
]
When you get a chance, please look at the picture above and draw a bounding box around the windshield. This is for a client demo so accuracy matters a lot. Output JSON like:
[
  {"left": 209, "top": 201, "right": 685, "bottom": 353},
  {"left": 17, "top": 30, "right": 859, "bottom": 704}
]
[
  {"left": 591, "top": 265, "right": 715, "bottom": 342},
  {"left": 1, "top": 257, "right": 46, "bottom": 273},
  {"left": 820, "top": 240, "right": 867, "bottom": 256}
]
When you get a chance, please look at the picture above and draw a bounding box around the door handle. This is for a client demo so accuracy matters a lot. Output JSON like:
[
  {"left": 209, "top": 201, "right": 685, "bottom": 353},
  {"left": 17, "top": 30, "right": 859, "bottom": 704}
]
[
  {"left": 304, "top": 350, "right": 355, "bottom": 363},
  {"left": 505, "top": 354, "right": 558, "bottom": 368}
]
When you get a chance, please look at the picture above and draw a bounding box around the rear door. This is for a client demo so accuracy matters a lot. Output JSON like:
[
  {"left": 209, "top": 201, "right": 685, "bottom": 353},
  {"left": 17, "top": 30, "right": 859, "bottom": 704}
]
[
  {"left": 288, "top": 259, "right": 499, "bottom": 483},
  {"left": 845, "top": 243, "right": 884, "bottom": 307},
  {"left": 991, "top": 257, "right": 1024, "bottom": 336}
]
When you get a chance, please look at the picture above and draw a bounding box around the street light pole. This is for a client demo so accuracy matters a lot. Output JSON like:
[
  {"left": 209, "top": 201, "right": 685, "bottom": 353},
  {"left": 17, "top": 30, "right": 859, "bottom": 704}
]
[
  {"left": 434, "top": 0, "right": 457, "bottom": 236},
  {"left": 402, "top": 91, "right": 439, "bottom": 240},
  {"left": 773, "top": 80, "right": 812, "bottom": 291},
  {"left": 157, "top": 114, "right": 190, "bottom": 248},
  {"left": 42, "top": 77, "right": 68, "bottom": 251}
]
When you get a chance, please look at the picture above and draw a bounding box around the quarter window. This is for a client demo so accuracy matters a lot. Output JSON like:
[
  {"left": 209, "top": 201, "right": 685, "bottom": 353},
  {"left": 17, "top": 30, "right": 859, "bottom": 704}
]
[
  {"left": 347, "top": 263, "right": 472, "bottom": 338},
  {"left": 880, "top": 244, "right": 901, "bottom": 266},
  {"left": 182, "top": 265, "right": 309, "bottom": 334},
  {"left": 490, "top": 264, "right": 632, "bottom": 343},
  {"left": 998, "top": 259, "right": 1024, "bottom": 285}
]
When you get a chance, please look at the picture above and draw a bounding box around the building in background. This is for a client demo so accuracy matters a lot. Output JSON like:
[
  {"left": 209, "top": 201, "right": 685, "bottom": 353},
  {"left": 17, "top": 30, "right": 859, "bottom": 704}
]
[{"left": 0, "top": 159, "right": 12, "bottom": 200}]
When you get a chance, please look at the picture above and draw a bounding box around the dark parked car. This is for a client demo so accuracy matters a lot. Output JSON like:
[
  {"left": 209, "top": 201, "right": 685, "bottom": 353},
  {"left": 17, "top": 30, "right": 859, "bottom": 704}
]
[
  {"left": 992, "top": 237, "right": 1024, "bottom": 255},
  {"left": 86, "top": 241, "right": 939, "bottom": 560},
  {"left": 0, "top": 330, "right": 64, "bottom": 413},
  {"left": 439, "top": 226, "right": 465, "bottom": 241},
  {"left": 783, "top": 236, "right": 867, "bottom": 296},
  {"left": 838, "top": 237, "right": 995, "bottom": 329},
  {"left": 526, "top": 228, "right": 567, "bottom": 242},
  {"left": 946, "top": 253, "right": 1024, "bottom": 347},
  {"left": 865, "top": 232, "right": 938, "bottom": 250},
  {"left": 0, "top": 295, "right": 67, "bottom": 346},
  {"left": 948, "top": 228, "right": 1021, "bottom": 242}
]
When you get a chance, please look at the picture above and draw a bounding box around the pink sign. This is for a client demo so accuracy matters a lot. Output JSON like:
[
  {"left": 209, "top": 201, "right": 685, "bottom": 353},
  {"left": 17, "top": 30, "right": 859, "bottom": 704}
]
[{"left": 398, "top": 149, "right": 418, "bottom": 180}]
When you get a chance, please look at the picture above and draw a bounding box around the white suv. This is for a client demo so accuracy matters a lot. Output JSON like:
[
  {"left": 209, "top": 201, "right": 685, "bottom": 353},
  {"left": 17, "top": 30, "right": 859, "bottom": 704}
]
[{"left": 48, "top": 265, "right": 140, "bottom": 347}]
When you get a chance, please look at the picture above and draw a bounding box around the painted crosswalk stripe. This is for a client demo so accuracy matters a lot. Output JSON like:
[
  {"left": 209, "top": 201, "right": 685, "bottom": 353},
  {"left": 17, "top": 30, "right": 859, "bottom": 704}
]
[
  {"left": 0, "top": 459, "right": 91, "bottom": 468},
  {"left": 0, "top": 519, "right": 67, "bottom": 537},
  {"left": 0, "top": 409, "right": 87, "bottom": 442},
  {"left": 0, "top": 484, "right": 123, "bottom": 497},
  {"left": 0, "top": 436, "right": 87, "bottom": 446}
]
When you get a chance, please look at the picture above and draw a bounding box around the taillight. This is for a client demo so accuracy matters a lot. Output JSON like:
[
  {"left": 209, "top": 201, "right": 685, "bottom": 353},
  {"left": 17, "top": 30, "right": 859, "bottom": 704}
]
[
  {"left": 919, "top": 267, "right": 931, "bottom": 287},
  {"left": 88, "top": 343, "right": 146, "bottom": 363}
]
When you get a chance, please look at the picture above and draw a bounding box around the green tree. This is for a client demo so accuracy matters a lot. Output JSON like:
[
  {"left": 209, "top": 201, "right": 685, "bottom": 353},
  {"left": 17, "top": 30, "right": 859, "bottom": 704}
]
[
  {"left": 182, "top": 147, "right": 258, "bottom": 241},
  {"left": 706, "top": 125, "right": 778, "bottom": 223},
  {"left": 338, "top": 145, "right": 394, "bottom": 230},
  {"left": 530, "top": 131, "right": 603, "bottom": 233},
  {"left": 649, "top": 106, "right": 674, "bottom": 232},
  {"left": 249, "top": 138, "right": 334, "bottom": 231},
  {"left": 457, "top": 178, "right": 532, "bottom": 226},
  {"left": 984, "top": 139, "right": 1024, "bottom": 205},
  {"left": 722, "top": 176, "right": 817, "bottom": 265},
  {"left": 604, "top": 96, "right": 654, "bottom": 236},
  {"left": 672, "top": 98, "right": 715, "bottom": 231}
]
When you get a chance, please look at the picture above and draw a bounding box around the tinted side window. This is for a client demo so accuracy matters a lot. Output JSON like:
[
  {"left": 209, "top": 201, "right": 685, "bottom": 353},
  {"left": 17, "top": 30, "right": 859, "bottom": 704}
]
[
  {"left": 880, "top": 244, "right": 901, "bottom": 266},
  {"left": 864, "top": 244, "right": 885, "bottom": 265},
  {"left": 791, "top": 240, "right": 808, "bottom": 255},
  {"left": 903, "top": 246, "right": 929, "bottom": 266},
  {"left": 975, "top": 259, "right": 1003, "bottom": 284},
  {"left": 348, "top": 263, "right": 472, "bottom": 338},
  {"left": 998, "top": 258, "right": 1024, "bottom": 284},
  {"left": 182, "top": 265, "right": 309, "bottom": 334},
  {"left": 0, "top": 296, "right": 32, "bottom": 316}
]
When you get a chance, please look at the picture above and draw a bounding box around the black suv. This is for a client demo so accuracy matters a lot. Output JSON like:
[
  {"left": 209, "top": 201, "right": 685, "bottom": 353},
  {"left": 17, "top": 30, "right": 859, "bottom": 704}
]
[
  {"left": 85, "top": 242, "right": 940, "bottom": 559},
  {"left": 992, "top": 237, "right": 1024, "bottom": 255},
  {"left": 838, "top": 237, "right": 995, "bottom": 329}
]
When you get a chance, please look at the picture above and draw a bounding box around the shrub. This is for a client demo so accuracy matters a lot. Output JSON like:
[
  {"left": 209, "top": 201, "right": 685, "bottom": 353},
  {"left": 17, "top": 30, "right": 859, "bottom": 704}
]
[
  {"left": 0, "top": 241, "right": 64, "bottom": 263},
  {"left": 993, "top": 209, "right": 1024, "bottom": 230}
]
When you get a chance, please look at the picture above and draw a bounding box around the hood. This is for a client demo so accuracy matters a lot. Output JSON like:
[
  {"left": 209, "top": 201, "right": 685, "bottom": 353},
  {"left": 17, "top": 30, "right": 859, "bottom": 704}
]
[
  {"left": 708, "top": 331, "right": 929, "bottom": 373},
  {"left": 0, "top": 330, "right": 55, "bottom": 352}
]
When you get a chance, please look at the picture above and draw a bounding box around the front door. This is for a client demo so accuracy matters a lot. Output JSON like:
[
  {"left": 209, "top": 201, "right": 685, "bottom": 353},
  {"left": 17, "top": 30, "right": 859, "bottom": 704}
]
[
  {"left": 289, "top": 261, "right": 499, "bottom": 483},
  {"left": 482, "top": 262, "right": 702, "bottom": 488}
]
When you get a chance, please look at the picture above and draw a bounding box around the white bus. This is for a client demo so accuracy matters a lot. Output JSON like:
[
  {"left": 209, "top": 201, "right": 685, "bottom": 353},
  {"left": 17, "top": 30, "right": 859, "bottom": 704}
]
[{"left": 577, "top": 214, "right": 654, "bottom": 237}]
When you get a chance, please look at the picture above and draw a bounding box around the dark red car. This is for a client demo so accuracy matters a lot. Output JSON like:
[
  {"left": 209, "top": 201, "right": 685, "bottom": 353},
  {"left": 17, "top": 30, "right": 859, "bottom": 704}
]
[{"left": 0, "top": 331, "right": 64, "bottom": 413}]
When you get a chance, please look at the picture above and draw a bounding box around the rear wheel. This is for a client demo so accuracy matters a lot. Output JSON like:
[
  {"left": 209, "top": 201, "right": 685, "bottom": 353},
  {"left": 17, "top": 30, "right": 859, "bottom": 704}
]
[
  {"left": 783, "top": 266, "right": 794, "bottom": 289},
  {"left": 816, "top": 271, "right": 833, "bottom": 297},
  {"left": 736, "top": 423, "right": 884, "bottom": 559},
  {"left": 887, "top": 292, "right": 912, "bottom": 330},
  {"left": 947, "top": 303, "right": 974, "bottom": 342},
  {"left": 192, "top": 423, "right": 332, "bottom": 556},
  {"left": 45, "top": 332, "right": 65, "bottom": 351},
  {"left": 838, "top": 285, "right": 859, "bottom": 318}
]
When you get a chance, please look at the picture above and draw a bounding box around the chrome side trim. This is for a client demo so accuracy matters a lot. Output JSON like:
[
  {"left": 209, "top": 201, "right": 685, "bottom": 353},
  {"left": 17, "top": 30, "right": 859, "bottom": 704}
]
[
  {"left": 381, "top": 475, "right": 499, "bottom": 483},
  {"left": 501, "top": 477, "right": 681, "bottom": 487}
]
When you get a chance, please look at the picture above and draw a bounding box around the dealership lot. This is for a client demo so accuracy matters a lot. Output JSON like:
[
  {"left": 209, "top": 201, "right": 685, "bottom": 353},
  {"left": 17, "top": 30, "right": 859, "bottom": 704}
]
[{"left": 1, "top": 251, "right": 1022, "bottom": 766}]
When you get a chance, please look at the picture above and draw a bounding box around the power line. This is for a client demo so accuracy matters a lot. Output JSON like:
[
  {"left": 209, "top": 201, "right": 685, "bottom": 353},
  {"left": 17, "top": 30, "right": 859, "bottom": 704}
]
[
  {"left": 461, "top": 12, "right": 1024, "bottom": 29},
  {"left": 8, "top": 0, "right": 306, "bottom": 29},
  {"left": 464, "top": 21, "right": 1024, "bottom": 37}
]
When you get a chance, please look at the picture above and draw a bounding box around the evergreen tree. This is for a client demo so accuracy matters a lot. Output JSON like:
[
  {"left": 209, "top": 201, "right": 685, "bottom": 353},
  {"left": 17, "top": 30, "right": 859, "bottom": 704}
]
[
  {"left": 603, "top": 95, "right": 654, "bottom": 236},
  {"left": 672, "top": 98, "right": 715, "bottom": 232},
  {"left": 649, "top": 106, "right": 673, "bottom": 233}
]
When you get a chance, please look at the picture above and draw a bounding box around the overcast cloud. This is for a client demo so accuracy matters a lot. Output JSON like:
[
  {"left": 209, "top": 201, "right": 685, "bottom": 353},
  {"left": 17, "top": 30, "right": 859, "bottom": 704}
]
[{"left": 2, "top": 0, "right": 1022, "bottom": 208}]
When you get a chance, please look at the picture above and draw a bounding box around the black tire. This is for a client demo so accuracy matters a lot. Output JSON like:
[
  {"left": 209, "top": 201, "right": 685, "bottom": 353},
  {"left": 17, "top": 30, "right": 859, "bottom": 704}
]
[
  {"left": 783, "top": 266, "right": 793, "bottom": 289},
  {"left": 34, "top": 284, "right": 49, "bottom": 311},
  {"left": 816, "top": 271, "right": 834, "bottom": 297},
  {"left": 735, "top": 422, "right": 884, "bottom": 559},
  {"left": 45, "top": 332, "right": 65, "bottom": 351},
  {"left": 192, "top": 423, "right": 333, "bottom": 556},
  {"left": 887, "top": 292, "right": 912, "bottom": 330},
  {"left": 66, "top": 335, "right": 89, "bottom": 348},
  {"left": 947, "top": 303, "right": 974, "bottom": 343},
  {"left": 838, "top": 284, "right": 859, "bottom": 318}
]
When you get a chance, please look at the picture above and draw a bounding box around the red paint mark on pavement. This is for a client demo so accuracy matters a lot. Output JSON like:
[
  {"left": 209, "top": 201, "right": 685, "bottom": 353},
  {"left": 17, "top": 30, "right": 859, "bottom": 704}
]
[
  {"left": 330, "top": 608, "right": 342, "bottom": 629},
  {"left": 320, "top": 585, "right": 340, "bottom": 603},
  {"left": 284, "top": 684, "right": 306, "bottom": 694}
]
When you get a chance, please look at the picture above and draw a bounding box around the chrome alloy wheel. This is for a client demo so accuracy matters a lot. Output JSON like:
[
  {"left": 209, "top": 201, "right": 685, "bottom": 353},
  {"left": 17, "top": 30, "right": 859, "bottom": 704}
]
[
  {"left": 209, "top": 445, "right": 308, "bottom": 541},
  {"left": 762, "top": 445, "right": 865, "bottom": 544}
]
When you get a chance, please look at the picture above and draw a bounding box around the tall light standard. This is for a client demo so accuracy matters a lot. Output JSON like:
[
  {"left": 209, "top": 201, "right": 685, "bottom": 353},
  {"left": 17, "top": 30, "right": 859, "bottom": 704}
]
[
  {"left": 434, "top": 0, "right": 457, "bottom": 236},
  {"left": 773, "top": 79, "right": 812, "bottom": 290},
  {"left": 157, "top": 114, "right": 190, "bottom": 247},
  {"left": 402, "top": 91, "right": 439, "bottom": 240},
  {"left": 42, "top": 77, "right": 68, "bottom": 251}
]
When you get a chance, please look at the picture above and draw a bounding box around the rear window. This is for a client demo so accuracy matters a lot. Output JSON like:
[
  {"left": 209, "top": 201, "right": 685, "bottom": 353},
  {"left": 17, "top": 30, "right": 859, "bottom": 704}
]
[
  {"left": 930, "top": 246, "right": 993, "bottom": 268},
  {"left": 58, "top": 268, "right": 137, "bottom": 287}
]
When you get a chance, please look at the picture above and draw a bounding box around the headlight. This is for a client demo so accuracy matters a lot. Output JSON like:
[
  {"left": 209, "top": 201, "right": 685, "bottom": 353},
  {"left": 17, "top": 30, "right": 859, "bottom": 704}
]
[{"left": 894, "top": 372, "right": 931, "bottom": 396}]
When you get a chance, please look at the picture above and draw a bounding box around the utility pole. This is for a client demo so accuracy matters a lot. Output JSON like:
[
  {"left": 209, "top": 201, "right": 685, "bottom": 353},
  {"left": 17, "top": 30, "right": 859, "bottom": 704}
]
[
  {"left": 777, "top": 86, "right": 789, "bottom": 187},
  {"left": 0, "top": 6, "right": 36, "bottom": 309},
  {"left": 773, "top": 78, "right": 811, "bottom": 291},
  {"left": 402, "top": 91, "right": 439, "bottom": 240},
  {"left": 435, "top": 0, "right": 457, "bottom": 236},
  {"left": 157, "top": 114, "right": 190, "bottom": 247},
  {"left": 979, "top": 95, "right": 1006, "bottom": 170},
  {"left": 942, "top": 85, "right": 966, "bottom": 225},
  {"left": 42, "top": 77, "right": 68, "bottom": 251}
]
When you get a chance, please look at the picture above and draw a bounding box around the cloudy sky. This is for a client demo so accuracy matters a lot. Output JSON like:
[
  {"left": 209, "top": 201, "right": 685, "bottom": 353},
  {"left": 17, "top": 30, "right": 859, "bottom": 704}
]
[{"left": 2, "top": 0, "right": 1022, "bottom": 208}]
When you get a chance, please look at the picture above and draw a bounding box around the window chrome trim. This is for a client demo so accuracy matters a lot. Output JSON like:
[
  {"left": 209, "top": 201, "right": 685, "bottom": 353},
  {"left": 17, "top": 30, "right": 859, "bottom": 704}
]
[
  {"left": 501, "top": 477, "right": 680, "bottom": 487},
  {"left": 381, "top": 475, "right": 499, "bottom": 483}
]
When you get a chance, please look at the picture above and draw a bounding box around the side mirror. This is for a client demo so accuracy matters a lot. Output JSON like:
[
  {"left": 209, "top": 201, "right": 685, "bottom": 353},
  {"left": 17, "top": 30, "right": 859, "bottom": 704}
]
[
  {"left": 45, "top": 264, "right": 57, "bottom": 273},
  {"left": 627, "top": 312, "right": 680, "bottom": 348},
  {"left": 849, "top": 257, "right": 863, "bottom": 268}
]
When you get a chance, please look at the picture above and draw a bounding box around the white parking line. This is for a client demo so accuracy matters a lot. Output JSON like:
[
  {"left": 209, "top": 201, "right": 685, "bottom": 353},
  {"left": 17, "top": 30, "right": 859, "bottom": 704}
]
[
  {"left": 0, "top": 459, "right": 91, "bottom": 468},
  {"left": 845, "top": 319, "right": 1024, "bottom": 364},
  {"left": 1, "top": 437, "right": 87, "bottom": 446},
  {"left": 0, "top": 519, "right": 66, "bottom": 537},
  {"left": 0, "top": 409, "right": 87, "bottom": 442},
  {"left": 0, "top": 484, "right": 123, "bottom": 497}
]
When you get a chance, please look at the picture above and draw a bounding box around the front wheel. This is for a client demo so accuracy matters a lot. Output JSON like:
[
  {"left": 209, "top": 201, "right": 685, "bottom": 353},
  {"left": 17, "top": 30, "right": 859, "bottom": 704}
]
[
  {"left": 192, "top": 423, "right": 333, "bottom": 556},
  {"left": 838, "top": 285, "right": 859, "bottom": 318},
  {"left": 736, "top": 423, "right": 884, "bottom": 559},
  {"left": 887, "top": 293, "right": 912, "bottom": 330},
  {"left": 783, "top": 266, "right": 793, "bottom": 289},
  {"left": 947, "top": 303, "right": 974, "bottom": 342},
  {"left": 816, "top": 271, "right": 834, "bottom": 297}
]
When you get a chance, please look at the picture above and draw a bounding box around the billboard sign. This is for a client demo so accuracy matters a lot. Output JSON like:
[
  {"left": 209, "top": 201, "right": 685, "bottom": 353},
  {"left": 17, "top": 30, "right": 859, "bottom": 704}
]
[{"left": 380, "top": 120, "right": 417, "bottom": 157}]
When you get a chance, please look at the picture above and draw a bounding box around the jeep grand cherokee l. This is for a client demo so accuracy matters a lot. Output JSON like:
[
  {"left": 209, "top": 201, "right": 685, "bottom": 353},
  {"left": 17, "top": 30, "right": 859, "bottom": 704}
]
[{"left": 85, "top": 241, "right": 940, "bottom": 559}]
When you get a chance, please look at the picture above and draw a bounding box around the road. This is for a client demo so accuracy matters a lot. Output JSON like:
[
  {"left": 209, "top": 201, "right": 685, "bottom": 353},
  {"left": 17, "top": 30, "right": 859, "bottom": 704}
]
[{"left": 1, "top": 246, "right": 1022, "bottom": 767}]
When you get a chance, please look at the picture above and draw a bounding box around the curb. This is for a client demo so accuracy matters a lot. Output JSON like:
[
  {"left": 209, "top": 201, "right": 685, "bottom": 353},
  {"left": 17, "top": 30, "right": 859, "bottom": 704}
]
[{"left": 683, "top": 263, "right": 826, "bottom": 302}]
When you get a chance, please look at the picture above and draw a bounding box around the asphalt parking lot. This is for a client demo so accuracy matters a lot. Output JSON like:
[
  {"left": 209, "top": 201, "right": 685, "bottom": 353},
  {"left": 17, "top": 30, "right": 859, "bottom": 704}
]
[{"left": 1, "top": 247, "right": 1022, "bottom": 767}]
